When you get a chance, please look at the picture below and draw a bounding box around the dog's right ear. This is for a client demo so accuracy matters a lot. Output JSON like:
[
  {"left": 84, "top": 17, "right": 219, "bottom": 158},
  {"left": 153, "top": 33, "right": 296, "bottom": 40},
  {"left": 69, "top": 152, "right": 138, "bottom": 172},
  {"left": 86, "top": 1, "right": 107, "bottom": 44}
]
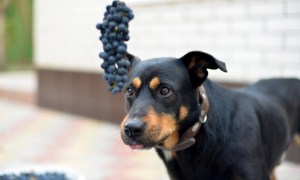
[
  {"left": 125, "top": 52, "right": 140, "bottom": 71},
  {"left": 180, "top": 51, "right": 227, "bottom": 88}
]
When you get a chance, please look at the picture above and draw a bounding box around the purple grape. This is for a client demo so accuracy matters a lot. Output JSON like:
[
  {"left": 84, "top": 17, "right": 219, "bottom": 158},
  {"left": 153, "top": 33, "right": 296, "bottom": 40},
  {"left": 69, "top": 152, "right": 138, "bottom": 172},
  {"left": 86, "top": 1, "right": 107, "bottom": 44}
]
[
  {"left": 117, "top": 46, "right": 126, "bottom": 54},
  {"left": 96, "top": 0, "right": 134, "bottom": 94}
]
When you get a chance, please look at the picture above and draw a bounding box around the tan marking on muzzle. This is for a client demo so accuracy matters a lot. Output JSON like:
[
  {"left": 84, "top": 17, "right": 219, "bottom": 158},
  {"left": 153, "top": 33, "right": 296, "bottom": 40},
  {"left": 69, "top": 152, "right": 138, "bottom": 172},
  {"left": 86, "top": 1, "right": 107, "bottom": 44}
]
[
  {"left": 143, "top": 107, "right": 179, "bottom": 149},
  {"left": 141, "top": 107, "right": 162, "bottom": 141},
  {"left": 163, "top": 131, "right": 179, "bottom": 149},
  {"left": 159, "top": 113, "right": 179, "bottom": 149},
  {"left": 132, "top": 77, "right": 142, "bottom": 89},
  {"left": 121, "top": 114, "right": 129, "bottom": 131},
  {"left": 143, "top": 107, "right": 160, "bottom": 128},
  {"left": 149, "top": 77, "right": 160, "bottom": 90},
  {"left": 179, "top": 106, "right": 189, "bottom": 121}
]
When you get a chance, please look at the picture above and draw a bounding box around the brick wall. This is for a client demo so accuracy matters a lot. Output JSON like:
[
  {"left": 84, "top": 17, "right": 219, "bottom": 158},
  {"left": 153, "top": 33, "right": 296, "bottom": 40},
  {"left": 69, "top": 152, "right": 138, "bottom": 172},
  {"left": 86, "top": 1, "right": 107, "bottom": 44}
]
[
  {"left": 34, "top": 0, "right": 103, "bottom": 72},
  {"left": 34, "top": 0, "right": 300, "bottom": 84},
  {"left": 127, "top": 0, "right": 300, "bottom": 83}
]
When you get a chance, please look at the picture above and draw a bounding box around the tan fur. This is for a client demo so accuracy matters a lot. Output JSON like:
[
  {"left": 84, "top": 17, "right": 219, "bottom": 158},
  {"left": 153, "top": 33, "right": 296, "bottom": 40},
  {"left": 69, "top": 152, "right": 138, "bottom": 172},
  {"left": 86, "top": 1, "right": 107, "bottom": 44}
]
[
  {"left": 143, "top": 107, "right": 178, "bottom": 148},
  {"left": 294, "top": 134, "right": 300, "bottom": 146},
  {"left": 160, "top": 113, "right": 178, "bottom": 149},
  {"left": 179, "top": 106, "right": 188, "bottom": 121},
  {"left": 132, "top": 77, "right": 142, "bottom": 89},
  {"left": 121, "top": 114, "right": 128, "bottom": 129},
  {"left": 143, "top": 107, "right": 160, "bottom": 130},
  {"left": 270, "top": 169, "right": 276, "bottom": 180},
  {"left": 120, "top": 114, "right": 129, "bottom": 138},
  {"left": 149, "top": 77, "right": 160, "bottom": 90},
  {"left": 163, "top": 132, "right": 179, "bottom": 149},
  {"left": 143, "top": 107, "right": 161, "bottom": 140}
]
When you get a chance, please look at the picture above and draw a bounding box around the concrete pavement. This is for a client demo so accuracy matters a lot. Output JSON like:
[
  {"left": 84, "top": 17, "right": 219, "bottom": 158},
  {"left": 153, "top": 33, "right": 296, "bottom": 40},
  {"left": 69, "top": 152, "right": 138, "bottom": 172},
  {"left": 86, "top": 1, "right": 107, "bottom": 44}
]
[{"left": 0, "top": 97, "right": 168, "bottom": 179}]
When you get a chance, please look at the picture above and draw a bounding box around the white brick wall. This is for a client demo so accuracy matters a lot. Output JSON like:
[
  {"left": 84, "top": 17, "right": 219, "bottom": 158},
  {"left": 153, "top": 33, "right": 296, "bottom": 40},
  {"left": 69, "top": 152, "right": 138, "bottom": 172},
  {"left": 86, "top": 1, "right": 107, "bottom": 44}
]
[
  {"left": 35, "top": 0, "right": 300, "bottom": 83},
  {"left": 34, "top": 0, "right": 106, "bottom": 72},
  {"left": 287, "top": 1, "right": 300, "bottom": 14},
  {"left": 127, "top": 0, "right": 300, "bottom": 83}
]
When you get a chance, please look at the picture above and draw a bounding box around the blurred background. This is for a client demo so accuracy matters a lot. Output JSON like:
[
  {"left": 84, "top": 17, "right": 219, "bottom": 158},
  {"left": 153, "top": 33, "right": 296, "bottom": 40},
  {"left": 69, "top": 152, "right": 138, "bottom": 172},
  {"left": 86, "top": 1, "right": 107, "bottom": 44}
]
[{"left": 0, "top": 0, "right": 299, "bottom": 179}]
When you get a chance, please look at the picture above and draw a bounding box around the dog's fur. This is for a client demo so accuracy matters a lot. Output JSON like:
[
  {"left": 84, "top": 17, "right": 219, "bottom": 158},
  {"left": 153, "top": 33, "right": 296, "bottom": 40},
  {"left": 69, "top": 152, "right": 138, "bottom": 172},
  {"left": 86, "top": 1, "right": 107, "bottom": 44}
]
[{"left": 120, "top": 51, "right": 300, "bottom": 180}]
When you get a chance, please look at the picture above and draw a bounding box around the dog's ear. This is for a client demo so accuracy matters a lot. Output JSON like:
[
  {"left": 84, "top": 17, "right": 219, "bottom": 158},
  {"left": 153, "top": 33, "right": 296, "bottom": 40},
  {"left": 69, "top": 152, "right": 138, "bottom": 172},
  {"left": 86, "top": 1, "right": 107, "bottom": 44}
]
[
  {"left": 125, "top": 52, "right": 140, "bottom": 71},
  {"left": 180, "top": 51, "right": 227, "bottom": 88}
]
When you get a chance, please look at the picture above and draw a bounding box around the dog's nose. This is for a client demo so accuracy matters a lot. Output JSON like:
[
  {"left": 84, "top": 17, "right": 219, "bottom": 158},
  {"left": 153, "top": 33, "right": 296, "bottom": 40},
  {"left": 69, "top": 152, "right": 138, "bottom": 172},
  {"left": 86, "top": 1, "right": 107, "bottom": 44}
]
[{"left": 124, "top": 120, "right": 146, "bottom": 139}]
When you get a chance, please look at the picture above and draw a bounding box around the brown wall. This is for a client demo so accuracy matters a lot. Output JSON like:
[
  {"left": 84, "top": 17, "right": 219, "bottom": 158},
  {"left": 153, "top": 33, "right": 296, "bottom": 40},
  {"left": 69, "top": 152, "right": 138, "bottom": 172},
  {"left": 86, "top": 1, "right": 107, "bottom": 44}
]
[{"left": 38, "top": 69, "right": 126, "bottom": 124}]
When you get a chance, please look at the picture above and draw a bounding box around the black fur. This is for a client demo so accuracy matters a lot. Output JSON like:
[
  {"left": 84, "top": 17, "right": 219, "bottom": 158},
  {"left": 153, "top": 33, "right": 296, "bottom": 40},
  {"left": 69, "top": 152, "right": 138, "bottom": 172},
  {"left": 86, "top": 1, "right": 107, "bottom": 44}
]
[{"left": 123, "top": 51, "right": 300, "bottom": 180}]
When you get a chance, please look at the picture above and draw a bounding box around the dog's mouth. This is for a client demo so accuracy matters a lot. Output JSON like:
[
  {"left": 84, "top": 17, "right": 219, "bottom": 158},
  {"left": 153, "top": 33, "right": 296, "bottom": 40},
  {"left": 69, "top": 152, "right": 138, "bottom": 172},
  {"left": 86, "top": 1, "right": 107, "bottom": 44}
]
[
  {"left": 129, "top": 143, "right": 154, "bottom": 150},
  {"left": 129, "top": 144, "right": 145, "bottom": 149},
  {"left": 125, "top": 134, "right": 170, "bottom": 150},
  {"left": 126, "top": 142, "right": 155, "bottom": 150}
]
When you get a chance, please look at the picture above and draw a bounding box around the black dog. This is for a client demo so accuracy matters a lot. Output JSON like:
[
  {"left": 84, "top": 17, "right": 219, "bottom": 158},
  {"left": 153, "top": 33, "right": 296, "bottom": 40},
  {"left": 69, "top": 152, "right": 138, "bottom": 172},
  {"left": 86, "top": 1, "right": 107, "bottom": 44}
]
[{"left": 120, "top": 51, "right": 300, "bottom": 180}]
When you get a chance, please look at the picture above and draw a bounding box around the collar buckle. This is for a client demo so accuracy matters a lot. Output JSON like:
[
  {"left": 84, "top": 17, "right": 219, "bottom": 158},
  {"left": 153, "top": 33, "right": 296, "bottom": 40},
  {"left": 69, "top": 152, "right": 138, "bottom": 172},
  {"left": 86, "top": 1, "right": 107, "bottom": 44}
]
[{"left": 199, "top": 115, "right": 207, "bottom": 123}]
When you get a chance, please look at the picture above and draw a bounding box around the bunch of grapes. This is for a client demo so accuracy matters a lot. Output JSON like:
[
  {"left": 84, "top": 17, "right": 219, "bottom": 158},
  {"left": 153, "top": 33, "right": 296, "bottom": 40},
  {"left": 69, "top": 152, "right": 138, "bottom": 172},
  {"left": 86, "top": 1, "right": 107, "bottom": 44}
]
[{"left": 96, "top": 0, "right": 134, "bottom": 94}]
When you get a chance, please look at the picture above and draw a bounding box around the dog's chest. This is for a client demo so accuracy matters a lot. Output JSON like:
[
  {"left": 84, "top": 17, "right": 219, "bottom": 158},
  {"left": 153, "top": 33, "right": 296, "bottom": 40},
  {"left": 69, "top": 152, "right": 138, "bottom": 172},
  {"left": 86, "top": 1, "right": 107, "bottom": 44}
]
[
  {"left": 162, "top": 150, "right": 174, "bottom": 162},
  {"left": 160, "top": 149, "right": 227, "bottom": 179}
]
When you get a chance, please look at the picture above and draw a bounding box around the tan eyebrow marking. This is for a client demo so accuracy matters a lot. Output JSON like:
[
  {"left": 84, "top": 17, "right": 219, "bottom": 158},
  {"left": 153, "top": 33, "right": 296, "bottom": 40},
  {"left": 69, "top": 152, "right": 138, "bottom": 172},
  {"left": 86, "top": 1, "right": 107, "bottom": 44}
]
[
  {"left": 132, "top": 77, "right": 142, "bottom": 89},
  {"left": 149, "top": 77, "right": 160, "bottom": 90}
]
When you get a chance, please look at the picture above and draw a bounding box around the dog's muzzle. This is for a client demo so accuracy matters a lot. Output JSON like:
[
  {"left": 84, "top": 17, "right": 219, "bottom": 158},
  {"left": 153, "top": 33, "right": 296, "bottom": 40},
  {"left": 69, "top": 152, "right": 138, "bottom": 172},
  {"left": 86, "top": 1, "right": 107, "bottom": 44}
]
[{"left": 124, "top": 119, "right": 146, "bottom": 140}]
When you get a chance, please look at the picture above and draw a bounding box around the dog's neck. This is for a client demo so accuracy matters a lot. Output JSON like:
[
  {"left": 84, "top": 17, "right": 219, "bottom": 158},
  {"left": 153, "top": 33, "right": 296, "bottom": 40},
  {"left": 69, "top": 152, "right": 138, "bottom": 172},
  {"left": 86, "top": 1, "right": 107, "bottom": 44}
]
[{"left": 156, "top": 85, "right": 209, "bottom": 151}]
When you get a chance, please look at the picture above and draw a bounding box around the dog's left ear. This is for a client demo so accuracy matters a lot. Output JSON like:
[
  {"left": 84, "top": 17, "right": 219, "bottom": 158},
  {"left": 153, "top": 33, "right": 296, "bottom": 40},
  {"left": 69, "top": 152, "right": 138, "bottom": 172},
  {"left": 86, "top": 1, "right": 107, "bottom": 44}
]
[{"left": 180, "top": 51, "right": 227, "bottom": 88}]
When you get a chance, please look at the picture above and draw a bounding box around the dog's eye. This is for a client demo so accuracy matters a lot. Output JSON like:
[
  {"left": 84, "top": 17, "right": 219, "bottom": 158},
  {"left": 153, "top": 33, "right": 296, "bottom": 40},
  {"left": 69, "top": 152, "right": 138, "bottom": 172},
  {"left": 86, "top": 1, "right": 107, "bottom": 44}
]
[
  {"left": 160, "top": 86, "right": 171, "bottom": 96},
  {"left": 125, "top": 87, "right": 134, "bottom": 97}
]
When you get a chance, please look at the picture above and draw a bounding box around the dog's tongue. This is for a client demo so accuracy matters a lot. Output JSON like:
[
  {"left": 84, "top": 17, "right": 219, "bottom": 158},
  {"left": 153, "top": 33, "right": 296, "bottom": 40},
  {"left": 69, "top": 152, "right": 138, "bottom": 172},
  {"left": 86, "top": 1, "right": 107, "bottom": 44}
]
[{"left": 130, "top": 144, "right": 144, "bottom": 149}]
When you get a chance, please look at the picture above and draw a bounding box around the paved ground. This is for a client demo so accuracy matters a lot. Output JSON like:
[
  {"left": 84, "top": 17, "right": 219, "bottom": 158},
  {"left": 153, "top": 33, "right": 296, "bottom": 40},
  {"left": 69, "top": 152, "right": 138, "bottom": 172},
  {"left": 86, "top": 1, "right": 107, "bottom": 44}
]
[
  {"left": 0, "top": 71, "right": 299, "bottom": 179},
  {"left": 0, "top": 97, "right": 168, "bottom": 179},
  {"left": 0, "top": 71, "right": 36, "bottom": 94}
]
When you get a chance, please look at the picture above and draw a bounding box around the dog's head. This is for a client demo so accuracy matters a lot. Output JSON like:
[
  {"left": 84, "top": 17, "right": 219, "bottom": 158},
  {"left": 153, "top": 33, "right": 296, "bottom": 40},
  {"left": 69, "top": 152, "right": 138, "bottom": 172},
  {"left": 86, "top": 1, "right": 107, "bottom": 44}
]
[{"left": 120, "top": 51, "right": 227, "bottom": 150}]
